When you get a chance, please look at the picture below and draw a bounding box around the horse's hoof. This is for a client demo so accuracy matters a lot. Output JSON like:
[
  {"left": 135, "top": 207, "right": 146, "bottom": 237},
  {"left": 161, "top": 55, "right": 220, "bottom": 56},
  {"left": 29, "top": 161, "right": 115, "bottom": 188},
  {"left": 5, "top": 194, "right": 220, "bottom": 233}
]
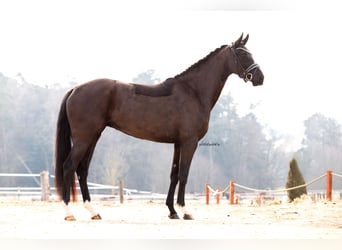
[
  {"left": 183, "top": 214, "right": 194, "bottom": 220},
  {"left": 91, "top": 214, "right": 102, "bottom": 220},
  {"left": 64, "top": 215, "right": 76, "bottom": 221},
  {"left": 168, "top": 213, "right": 180, "bottom": 219}
]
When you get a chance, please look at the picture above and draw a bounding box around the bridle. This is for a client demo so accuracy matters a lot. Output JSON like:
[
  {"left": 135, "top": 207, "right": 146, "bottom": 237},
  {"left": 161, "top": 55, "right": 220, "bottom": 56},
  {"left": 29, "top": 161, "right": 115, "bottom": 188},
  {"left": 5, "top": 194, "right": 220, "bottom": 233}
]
[{"left": 230, "top": 46, "right": 259, "bottom": 82}]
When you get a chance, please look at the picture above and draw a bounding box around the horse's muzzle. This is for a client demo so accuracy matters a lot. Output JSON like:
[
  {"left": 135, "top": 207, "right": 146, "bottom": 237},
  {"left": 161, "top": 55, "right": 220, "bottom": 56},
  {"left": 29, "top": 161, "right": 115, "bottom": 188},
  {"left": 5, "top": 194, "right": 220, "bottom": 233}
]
[{"left": 251, "top": 69, "right": 264, "bottom": 86}]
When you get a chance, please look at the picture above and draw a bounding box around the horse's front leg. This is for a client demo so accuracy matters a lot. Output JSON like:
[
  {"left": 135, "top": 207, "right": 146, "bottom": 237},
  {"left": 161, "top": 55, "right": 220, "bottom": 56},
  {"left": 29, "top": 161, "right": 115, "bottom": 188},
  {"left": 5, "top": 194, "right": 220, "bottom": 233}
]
[
  {"left": 176, "top": 139, "right": 198, "bottom": 220},
  {"left": 166, "top": 143, "right": 181, "bottom": 219}
]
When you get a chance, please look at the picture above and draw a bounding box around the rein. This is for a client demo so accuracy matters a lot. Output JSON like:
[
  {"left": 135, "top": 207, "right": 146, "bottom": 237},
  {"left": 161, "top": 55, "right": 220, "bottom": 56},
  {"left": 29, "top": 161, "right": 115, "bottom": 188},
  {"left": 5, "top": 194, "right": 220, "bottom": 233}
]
[{"left": 231, "top": 46, "right": 259, "bottom": 82}]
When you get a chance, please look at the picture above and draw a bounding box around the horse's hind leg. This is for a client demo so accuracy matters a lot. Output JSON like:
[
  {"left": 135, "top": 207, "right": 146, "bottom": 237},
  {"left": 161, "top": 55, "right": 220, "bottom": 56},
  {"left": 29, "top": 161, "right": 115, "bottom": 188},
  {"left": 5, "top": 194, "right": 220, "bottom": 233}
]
[
  {"left": 61, "top": 154, "right": 77, "bottom": 221},
  {"left": 77, "top": 139, "right": 102, "bottom": 220},
  {"left": 62, "top": 142, "right": 94, "bottom": 220}
]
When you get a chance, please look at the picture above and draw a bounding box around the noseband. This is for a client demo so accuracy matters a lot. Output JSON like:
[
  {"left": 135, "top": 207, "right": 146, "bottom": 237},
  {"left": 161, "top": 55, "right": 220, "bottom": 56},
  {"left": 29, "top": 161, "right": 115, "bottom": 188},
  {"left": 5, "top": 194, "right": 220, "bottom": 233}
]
[{"left": 231, "top": 46, "right": 259, "bottom": 82}]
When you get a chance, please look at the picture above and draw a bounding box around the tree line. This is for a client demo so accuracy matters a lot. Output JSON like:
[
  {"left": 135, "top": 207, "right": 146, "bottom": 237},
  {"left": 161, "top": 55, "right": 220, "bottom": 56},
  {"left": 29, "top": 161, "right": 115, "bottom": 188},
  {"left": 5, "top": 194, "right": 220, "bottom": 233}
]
[{"left": 1, "top": 71, "right": 341, "bottom": 192}]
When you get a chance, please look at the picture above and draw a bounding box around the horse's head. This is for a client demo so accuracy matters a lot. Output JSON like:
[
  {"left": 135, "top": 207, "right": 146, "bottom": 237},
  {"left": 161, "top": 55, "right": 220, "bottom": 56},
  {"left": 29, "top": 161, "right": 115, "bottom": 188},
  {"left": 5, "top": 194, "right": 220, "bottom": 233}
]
[{"left": 230, "top": 33, "right": 264, "bottom": 86}]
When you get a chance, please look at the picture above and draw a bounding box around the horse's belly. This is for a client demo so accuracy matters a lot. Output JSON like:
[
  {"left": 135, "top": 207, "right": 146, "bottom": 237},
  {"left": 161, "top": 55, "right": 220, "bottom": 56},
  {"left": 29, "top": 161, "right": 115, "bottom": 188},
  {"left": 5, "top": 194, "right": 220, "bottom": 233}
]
[
  {"left": 112, "top": 117, "right": 179, "bottom": 143},
  {"left": 110, "top": 101, "right": 181, "bottom": 142}
]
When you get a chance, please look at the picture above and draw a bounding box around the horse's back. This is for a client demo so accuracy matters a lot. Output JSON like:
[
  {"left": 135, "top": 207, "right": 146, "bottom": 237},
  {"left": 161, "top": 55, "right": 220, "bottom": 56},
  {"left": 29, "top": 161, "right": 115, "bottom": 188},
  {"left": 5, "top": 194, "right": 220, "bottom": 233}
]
[{"left": 69, "top": 78, "right": 132, "bottom": 101}]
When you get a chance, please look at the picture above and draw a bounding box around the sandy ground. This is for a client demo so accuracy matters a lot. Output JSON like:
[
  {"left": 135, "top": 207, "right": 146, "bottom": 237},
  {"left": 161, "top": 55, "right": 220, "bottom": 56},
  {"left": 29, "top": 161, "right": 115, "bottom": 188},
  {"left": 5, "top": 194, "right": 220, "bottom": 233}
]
[{"left": 0, "top": 197, "right": 342, "bottom": 239}]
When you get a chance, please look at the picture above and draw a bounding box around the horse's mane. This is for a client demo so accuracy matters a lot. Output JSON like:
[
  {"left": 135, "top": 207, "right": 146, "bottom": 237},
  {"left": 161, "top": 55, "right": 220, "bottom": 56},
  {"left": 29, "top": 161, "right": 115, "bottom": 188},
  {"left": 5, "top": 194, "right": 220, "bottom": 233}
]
[{"left": 175, "top": 45, "right": 227, "bottom": 79}]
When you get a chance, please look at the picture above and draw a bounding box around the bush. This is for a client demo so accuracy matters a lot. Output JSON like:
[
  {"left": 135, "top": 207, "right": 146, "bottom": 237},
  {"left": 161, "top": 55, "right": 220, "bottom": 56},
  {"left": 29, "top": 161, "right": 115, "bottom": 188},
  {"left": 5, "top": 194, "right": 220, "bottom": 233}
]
[{"left": 286, "top": 158, "right": 307, "bottom": 202}]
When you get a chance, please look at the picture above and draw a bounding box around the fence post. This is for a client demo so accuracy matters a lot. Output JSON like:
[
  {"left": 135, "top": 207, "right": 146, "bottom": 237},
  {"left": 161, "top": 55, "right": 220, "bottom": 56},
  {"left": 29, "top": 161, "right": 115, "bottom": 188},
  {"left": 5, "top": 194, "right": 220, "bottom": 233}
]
[
  {"left": 205, "top": 183, "right": 210, "bottom": 205},
  {"left": 326, "top": 170, "right": 332, "bottom": 201},
  {"left": 216, "top": 187, "right": 220, "bottom": 204},
  {"left": 229, "top": 181, "right": 235, "bottom": 205},
  {"left": 40, "top": 171, "right": 50, "bottom": 201},
  {"left": 119, "top": 180, "right": 124, "bottom": 204}
]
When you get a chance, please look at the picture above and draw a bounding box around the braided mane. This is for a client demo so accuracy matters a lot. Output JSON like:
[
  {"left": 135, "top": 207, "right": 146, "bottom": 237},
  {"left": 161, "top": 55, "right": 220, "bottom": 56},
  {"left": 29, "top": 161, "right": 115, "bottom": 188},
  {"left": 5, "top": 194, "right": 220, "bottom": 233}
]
[{"left": 175, "top": 45, "right": 227, "bottom": 79}]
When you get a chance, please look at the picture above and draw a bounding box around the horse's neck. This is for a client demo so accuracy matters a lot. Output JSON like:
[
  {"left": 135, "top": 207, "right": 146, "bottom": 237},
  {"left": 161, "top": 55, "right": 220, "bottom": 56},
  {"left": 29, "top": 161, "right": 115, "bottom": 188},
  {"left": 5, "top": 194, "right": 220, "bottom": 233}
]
[{"left": 182, "top": 47, "right": 232, "bottom": 110}]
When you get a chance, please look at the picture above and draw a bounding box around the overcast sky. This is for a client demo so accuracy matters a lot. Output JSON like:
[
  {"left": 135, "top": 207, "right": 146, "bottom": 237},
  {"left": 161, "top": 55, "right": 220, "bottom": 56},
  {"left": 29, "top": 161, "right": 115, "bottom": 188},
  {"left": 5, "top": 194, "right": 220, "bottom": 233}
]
[{"left": 1, "top": 0, "right": 341, "bottom": 149}]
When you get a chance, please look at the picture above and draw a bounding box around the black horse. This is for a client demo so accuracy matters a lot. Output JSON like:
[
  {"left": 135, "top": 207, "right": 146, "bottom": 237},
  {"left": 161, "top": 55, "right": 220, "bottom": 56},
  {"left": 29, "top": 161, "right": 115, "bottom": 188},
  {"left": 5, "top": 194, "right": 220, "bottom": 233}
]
[{"left": 54, "top": 33, "right": 264, "bottom": 220}]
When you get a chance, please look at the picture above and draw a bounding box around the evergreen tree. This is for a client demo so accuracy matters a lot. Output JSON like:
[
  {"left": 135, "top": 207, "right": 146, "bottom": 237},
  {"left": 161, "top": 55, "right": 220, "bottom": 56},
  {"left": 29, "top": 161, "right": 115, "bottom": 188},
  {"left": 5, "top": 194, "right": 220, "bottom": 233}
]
[{"left": 286, "top": 158, "right": 307, "bottom": 202}]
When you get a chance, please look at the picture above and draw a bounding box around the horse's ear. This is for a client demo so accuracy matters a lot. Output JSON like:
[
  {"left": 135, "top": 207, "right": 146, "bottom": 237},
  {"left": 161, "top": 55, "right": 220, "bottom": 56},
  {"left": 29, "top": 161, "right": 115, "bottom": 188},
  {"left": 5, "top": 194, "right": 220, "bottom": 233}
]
[
  {"left": 241, "top": 34, "right": 249, "bottom": 45},
  {"left": 232, "top": 33, "right": 244, "bottom": 48}
]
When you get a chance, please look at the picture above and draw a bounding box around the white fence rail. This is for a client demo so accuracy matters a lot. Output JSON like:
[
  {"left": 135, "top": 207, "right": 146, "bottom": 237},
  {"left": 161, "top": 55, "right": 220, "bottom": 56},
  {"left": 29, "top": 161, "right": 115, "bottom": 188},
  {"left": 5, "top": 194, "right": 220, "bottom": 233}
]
[
  {"left": 0, "top": 172, "right": 154, "bottom": 201},
  {"left": 0, "top": 172, "right": 51, "bottom": 200}
]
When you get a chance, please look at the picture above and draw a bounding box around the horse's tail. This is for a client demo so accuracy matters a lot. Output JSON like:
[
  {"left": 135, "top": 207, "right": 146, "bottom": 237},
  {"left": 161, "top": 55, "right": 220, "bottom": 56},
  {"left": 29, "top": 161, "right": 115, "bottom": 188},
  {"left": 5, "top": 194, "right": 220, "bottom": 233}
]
[{"left": 54, "top": 89, "right": 77, "bottom": 202}]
